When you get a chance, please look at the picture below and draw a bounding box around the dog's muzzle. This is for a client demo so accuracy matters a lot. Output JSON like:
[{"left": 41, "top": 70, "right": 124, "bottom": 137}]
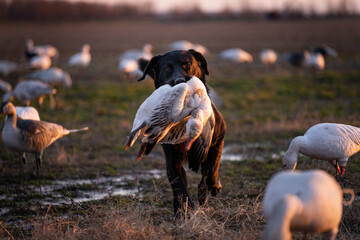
[{"left": 174, "top": 78, "right": 186, "bottom": 85}]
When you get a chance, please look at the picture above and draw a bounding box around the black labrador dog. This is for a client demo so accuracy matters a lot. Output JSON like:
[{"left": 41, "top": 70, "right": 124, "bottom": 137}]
[{"left": 138, "top": 50, "right": 226, "bottom": 215}]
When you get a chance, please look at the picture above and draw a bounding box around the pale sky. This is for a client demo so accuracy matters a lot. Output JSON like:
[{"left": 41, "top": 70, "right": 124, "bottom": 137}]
[{"left": 69, "top": 0, "right": 360, "bottom": 14}]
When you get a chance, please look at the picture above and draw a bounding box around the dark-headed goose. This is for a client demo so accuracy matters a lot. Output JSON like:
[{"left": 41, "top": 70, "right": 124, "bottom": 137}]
[
  {"left": 282, "top": 49, "right": 310, "bottom": 68},
  {"left": 0, "top": 102, "right": 88, "bottom": 177},
  {"left": 125, "top": 76, "right": 214, "bottom": 161},
  {"left": 311, "top": 45, "right": 337, "bottom": 58}
]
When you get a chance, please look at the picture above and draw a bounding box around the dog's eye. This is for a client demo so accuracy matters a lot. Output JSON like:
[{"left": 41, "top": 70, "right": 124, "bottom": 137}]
[
  {"left": 184, "top": 63, "right": 191, "bottom": 70},
  {"left": 164, "top": 66, "right": 171, "bottom": 72}
]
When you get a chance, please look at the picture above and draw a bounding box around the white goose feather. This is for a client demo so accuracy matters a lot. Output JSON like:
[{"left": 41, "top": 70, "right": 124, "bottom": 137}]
[{"left": 125, "top": 76, "right": 214, "bottom": 161}]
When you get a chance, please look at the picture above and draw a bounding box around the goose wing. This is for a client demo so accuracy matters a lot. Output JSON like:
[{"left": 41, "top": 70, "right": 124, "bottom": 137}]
[
  {"left": 142, "top": 83, "right": 189, "bottom": 141},
  {"left": 127, "top": 83, "right": 189, "bottom": 160},
  {"left": 337, "top": 124, "right": 360, "bottom": 146},
  {"left": 17, "top": 119, "right": 63, "bottom": 151}
]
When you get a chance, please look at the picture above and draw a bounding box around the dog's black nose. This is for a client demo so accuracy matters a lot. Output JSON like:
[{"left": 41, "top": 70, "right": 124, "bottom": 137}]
[{"left": 174, "top": 78, "right": 186, "bottom": 84}]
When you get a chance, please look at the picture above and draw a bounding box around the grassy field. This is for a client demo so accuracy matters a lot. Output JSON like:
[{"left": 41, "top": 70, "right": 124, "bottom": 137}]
[{"left": 0, "top": 18, "right": 360, "bottom": 239}]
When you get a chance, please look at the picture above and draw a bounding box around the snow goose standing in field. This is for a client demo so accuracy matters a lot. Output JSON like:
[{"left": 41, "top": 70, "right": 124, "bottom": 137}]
[
  {"left": 119, "top": 44, "right": 153, "bottom": 61},
  {"left": 260, "top": 49, "right": 277, "bottom": 66},
  {"left": 29, "top": 55, "right": 52, "bottom": 70},
  {"left": 311, "top": 45, "right": 337, "bottom": 58},
  {"left": 25, "top": 39, "right": 59, "bottom": 61},
  {"left": 283, "top": 123, "right": 360, "bottom": 176},
  {"left": 2, "top": 80, "right": 56, "bottom": 109},
  {"left": 306, "top": 52, "right": 325, "bottom": 70},
  {"left": 169, "top": 40, "right": 208, "bottom": 55},
  {"left": 118, "top": 44, "right": 153, "bottom": 78},
  {"left": 26, "top": 67, "right": 72, "bottom": 88},
  {"left": 169, "top": 40, "right": 194, "bottom": 51},
  {"left": 67, "top": 44, "right": 91, "bottom": 68},
  {"left": 218, "top": 48, "right": 253, "bottom": 63},
  {"left": 0, "top": 60, "right": 18, "bottom": 76},
  {"left": 125, "top": 76, "right": 214, "bottom": 161},
  {"left": 0, "top": 101, "right": 88, "bottom": 180},
  {"left": 191, "top": 43, "right": 208, "bottom": 56},
  {"left": 263, "top": 170, "right": 354, "bottom": 240}
]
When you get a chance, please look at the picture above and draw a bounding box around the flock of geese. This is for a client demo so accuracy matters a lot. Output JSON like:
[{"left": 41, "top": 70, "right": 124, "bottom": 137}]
[
  {"left": 116, "top": 40, "right": 337, "bottom": 78},
  {"left": 0, "top": 39, "right": 91, "bottom": 185},
  {"left": 0, "top": 38, "right": 356, "bottom": 239}
]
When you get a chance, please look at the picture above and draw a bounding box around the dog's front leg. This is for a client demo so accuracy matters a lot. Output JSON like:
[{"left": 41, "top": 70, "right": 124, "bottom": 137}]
[{"left": 162, "top": 143, "right": 194, "bottom": 216}]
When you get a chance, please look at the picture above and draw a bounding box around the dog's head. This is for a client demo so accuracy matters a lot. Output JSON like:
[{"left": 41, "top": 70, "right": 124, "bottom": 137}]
[{"left": 138, "top": 50, "right": 209, "bottom": 89}]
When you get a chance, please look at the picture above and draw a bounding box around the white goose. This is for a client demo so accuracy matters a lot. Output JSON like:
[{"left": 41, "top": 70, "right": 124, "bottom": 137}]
[
  {"left": 169, "top": 40, "right": 208, "bottom": 55},
  {"left": 26, "top": 67, "right": 72, "bottom": 88},
  {"left": 118, "top": 59, "right": 143, "bottom": 78},
  {"left": 0, "top": 102, "right": 88, "bottom": 177},
  {"left": 2, "top": 80, "right": 56, "bottom": 108},
  {"left": 67, "top": 44, "right": 91, "bottom": 68},
  {"left": 259, "top": 49, "right": 277, "bottom": 66},
  {"left": 0, "top": 60, "right": 18, "bottom": 76},
  {"left": 283, "top": 123, "right": 360, "bottom": 176},
  {"left": 118, "top": 44, "right": 153, "bottom": 78},
  {"left": 118, "top": 44, "right": 153, "bottom": 61},
  {"left": 25, "top": 39, "right": 59, "bottom": 60},
  {"left": 218, "top": 48, "right": 253, "bottom": 63},
  {"left": 5, "top": 106, "right": 40, "bottom": 122},
  {"left": 29, "top": 55, "right": 52, "bottom": 70},
  {"left": 125, "top": 76, "right": 214, "bottom": 161},
  {"left": 263, "top": 170, "right": 352, "bottom": 240},
  {"left": 306, "top": 52, "right": 325, "bottom": 70}
]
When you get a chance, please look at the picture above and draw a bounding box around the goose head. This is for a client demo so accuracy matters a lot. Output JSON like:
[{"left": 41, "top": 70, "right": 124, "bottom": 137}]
[
  {"left": 143, "top": 44, "right": 153, "bottom": 53},
  {"left": 82, "top": 44, "right": 91, "bottom": 53},
  {"left": 282, "top": 151, "right": 298, "bottom": 172},
  {"left": 0, "top": 102, "right": 16, "bottom": 117}
]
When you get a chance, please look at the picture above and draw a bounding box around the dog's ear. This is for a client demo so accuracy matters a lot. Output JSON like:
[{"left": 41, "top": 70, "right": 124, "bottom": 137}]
[
  {"left": 188, "top": 49, "right": 209, "bottom": 75},
  {"left": 137, "top": 55, "right": 161, "bottom": 81}
]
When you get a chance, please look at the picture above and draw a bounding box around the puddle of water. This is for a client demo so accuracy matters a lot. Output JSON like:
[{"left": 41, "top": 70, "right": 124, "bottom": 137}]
[
  {"left": 0, "top": 142, "right": 286, "bottom": 214},
  {"left": 221, "top": 143, "right": 285, "bottom": 162},
  {"left": 0, "top": 169, "right": 164, "bottom": 209}
]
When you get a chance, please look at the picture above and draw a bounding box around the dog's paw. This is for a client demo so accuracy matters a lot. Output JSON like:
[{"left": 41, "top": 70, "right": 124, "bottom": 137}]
[{"left": 210, "top": 180, "right": 222, "bottom": 196}]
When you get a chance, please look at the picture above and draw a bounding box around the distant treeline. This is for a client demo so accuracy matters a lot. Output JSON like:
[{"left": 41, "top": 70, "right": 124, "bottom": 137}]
[
  {"left": 0, "top": 0, "right": 154, "bottom": 21},
  {"left": 0, "top": 0, "right": 358, "bottom": 21}
]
